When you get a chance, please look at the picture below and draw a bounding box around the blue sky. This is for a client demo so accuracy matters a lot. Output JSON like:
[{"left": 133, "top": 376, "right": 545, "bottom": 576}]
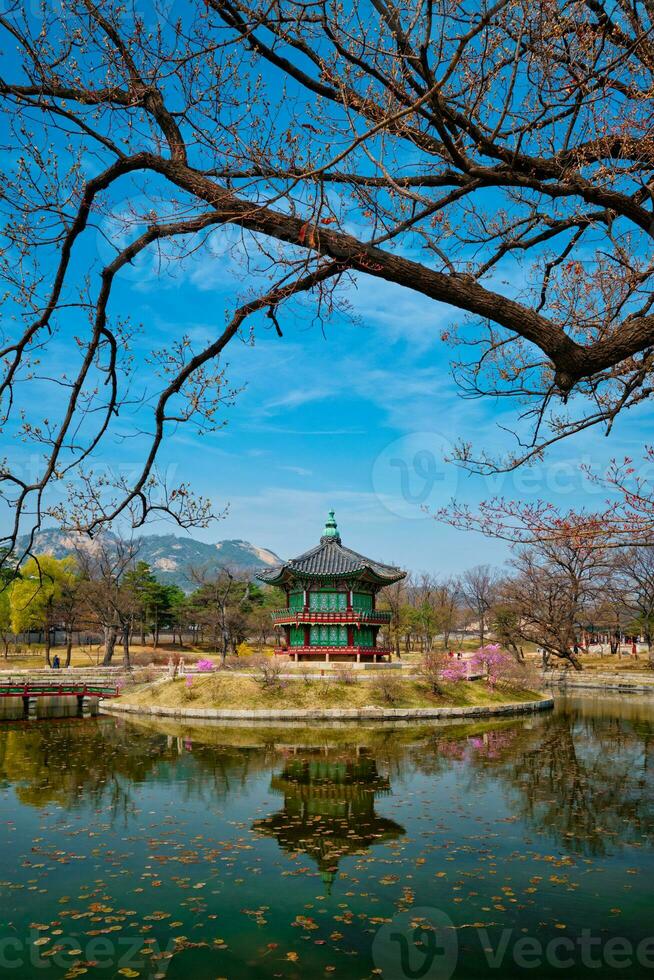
[
  {"left": 3, "top": 178, "right": 651, "bottom": 575},
  {"left": 63, "top": 223, "right": 650, "bottom": 576},
  {"left": 2, "top": 7, "right": 651, "bottom": 577}
]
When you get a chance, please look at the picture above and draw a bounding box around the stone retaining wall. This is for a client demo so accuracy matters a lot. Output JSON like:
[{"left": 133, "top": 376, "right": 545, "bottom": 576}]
[
  {"left": 544, "top": 671, "right": 654, "bottom": 694},
  {"left": 102, "top": 696, "right": 553, "bottom": 723}
]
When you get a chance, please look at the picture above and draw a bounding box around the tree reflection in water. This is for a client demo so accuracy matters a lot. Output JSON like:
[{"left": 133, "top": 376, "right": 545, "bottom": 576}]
[
  {"left": 1, "top": 697, "right": 654, "bottom": 865},
  {"left": 2, "top": 700, "right": 654, "bottom": 977},
  {"left": 409, "top": 698, "right": 654, "bottom": 857}
]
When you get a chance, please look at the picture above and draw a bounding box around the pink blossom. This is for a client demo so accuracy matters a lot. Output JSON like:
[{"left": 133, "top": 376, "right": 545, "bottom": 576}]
[
  {"left": 440, "top": 662, "right": 468, "bottom": 683},
  {"left": 468, "top": 645, "right": 513, "bottom": 687}
]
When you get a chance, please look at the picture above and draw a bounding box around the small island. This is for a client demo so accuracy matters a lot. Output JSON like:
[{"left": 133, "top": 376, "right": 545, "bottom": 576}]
[
  {"left": 111, "top": 668, "right": 550, "bottom": 720},
  {"left": 106, "top": 513, "right": 550, "bottom": 721}
]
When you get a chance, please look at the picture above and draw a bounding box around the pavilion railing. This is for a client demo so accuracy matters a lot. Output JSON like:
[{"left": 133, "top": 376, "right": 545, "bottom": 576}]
[{"left": 270, "top": 608, "right": 391, "bottom": 625}]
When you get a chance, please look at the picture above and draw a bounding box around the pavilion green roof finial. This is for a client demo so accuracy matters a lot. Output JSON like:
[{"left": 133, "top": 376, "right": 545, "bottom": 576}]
[{"left": 322, "top": 509, "right": 340, "bottom": 543}]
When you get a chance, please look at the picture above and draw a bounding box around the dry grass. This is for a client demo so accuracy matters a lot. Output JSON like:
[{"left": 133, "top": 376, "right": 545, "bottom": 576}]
[
  {"left": 565, "top": 654, "right": 654, "bottom": 673},
  {"left": 0, "top": 643, "right": 174, "bottom": 670},
  {"left": 0, "top": 643, "right": 279, "bottom": 671},
  {"left": 120, "top": 673, "right": 542, "bottom": 711}
]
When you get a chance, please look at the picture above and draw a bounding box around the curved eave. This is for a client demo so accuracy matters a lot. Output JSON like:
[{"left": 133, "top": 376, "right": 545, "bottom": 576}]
[{"left": 257, "top": 566, "right": 405, "bottom": 588}]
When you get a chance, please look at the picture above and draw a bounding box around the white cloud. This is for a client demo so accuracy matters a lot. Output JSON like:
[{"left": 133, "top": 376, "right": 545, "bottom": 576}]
[{"left": 279, "top": 465, "right": 313, "bottom": 476}]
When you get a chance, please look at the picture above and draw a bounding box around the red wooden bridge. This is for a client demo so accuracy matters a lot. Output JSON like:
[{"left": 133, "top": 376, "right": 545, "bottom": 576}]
[{"left": 0, "top": 680, "right": 120, "bottom": 699}]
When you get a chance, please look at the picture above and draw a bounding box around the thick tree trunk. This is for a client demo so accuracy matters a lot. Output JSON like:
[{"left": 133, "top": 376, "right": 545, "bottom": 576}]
[
  {"left": 44, "top": 629, "right": 51, "bottom": 667},
  {"left": 102, "top": 625, "right": 117, "bottom": 665},
  {"left": 65, "top": 630, "right": 73, "bottom": 668},
  {"left": 563, "top": 650, "right": 583, "bottom": 670}
]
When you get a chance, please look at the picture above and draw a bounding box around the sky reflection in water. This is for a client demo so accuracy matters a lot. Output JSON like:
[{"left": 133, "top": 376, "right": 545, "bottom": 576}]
[{"left": 0, "top": 695, "right": 653, "bottom": 979}]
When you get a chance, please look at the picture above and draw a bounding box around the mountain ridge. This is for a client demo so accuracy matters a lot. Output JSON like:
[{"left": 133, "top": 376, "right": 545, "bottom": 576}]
[{"left": 17, "top": 528, "right": 283, "bottom": 592}]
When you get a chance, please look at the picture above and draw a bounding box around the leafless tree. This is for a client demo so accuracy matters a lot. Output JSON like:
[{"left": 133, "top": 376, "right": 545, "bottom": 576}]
[
  {"left": 1, "top": 1, "right": 654, "bottom": 560},
  {"left": 187, "top": 565, "right": 251, "bottom": 664},
  {"left": 461, "top": 565, "right": 497, "bottom": 647},
  {"left": 52, "top": 573, "right": 85, "bottom": 668},
  {"left": 380, "top": 577, "right": 408, "bottom": 659},
  {"left": 610, "top": 546, "right": 654, "bottom": 660},
  {"left": 499, "top": 535, "right": 609, "bottom": 669},
  {"left": 432, "top": 576, "right": 462, "bottom": 648},
  {"left": 76, "top": 537, "right": 141, "bottom": 665}
]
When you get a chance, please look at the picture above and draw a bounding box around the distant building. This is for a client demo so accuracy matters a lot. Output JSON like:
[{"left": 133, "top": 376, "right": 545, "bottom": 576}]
[{"left": 257, "top": 511, "right": 405, "bottom": 661}]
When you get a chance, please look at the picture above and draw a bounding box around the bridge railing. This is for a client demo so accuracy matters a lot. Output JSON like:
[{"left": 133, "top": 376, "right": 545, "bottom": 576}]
[{"left": 0, "top": 681, "right": 120, "bottom": 698}]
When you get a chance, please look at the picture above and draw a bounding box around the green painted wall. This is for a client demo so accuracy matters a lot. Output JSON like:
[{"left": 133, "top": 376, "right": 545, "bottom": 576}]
[
  {"left": 309, "top": 591, "right": 347, "bottom": 612},
  {"left": 310, "top": 625, "right": 348, "bottom": 646},
  {"left": 352, "top": 592, "right": 373, "bottom": 611},
  {"left": 288, "top": 591, "right": 304, "bottom": 611},
  {"left": 289, "top": 626, "right": 304, "bottom": 646},
  {"left": 356, "top": 627, "right": 374, "bottom": 647}
]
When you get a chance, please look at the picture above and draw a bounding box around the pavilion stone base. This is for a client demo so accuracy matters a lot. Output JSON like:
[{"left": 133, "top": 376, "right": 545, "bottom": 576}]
[{"left": 280, "top": 647, "right": 391, "bottom": 663}]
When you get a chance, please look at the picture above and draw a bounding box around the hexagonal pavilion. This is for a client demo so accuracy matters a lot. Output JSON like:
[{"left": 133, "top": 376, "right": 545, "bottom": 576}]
[{"left": 257, "top": 511, "right": 405, "bottom": 662}]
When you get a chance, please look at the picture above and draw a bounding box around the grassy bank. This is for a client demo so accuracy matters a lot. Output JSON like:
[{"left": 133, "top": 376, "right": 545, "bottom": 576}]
[{"left": 119, "top": 673, "right": 542, "bottom": 711}]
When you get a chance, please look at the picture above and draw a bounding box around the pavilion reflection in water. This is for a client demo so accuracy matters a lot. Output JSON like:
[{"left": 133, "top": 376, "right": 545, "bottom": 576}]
[{"left": 252, "top": 749, "right": 405, "bottom": 891}]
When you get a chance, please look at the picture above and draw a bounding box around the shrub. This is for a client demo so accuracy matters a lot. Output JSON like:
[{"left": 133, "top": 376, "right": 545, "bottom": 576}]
[
  {"left": 492, "top": 654, "right": 540, "bottom": 692},
  {"left": 297, "top": 663, "right": 314, "bottom": 685},
  {"left": 418, "top": 649, "right": 448, "bottom": 693},
  {"left": 132, "top": 666, "right": 161, "bottom": 685},
  {"left": 466, "top": 644, "right": 535, "bottom": 690},
  {"left": 333, "top": 664, "right": 356, "bottom": 686},
  {"left": 236, "top": 642, "right": 254, "bottom": 659},
  {"left": 440, "top": 659, "right": 468, "bottom": 684},
  {"left": 182, "top": 675, "right": 198, "bottom": 701},
  {"left": 253, "top": 654, "right": 285, "bottom": 689},
  {"left": 195, "top": 658, "right": 215, "bottom": 672},
  {"left": 372, "top": 671, "right": 401, "bottom": 705}
]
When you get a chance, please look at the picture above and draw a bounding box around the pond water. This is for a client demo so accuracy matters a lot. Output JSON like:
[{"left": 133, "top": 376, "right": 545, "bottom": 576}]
[{"left": 1, "top": 696, "right": 654, "bottom": 979}]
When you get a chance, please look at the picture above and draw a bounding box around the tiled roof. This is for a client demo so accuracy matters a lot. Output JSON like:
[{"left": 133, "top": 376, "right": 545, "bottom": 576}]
[{"left": 257, "top": 538, "right": 404, "bottom": 585}]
